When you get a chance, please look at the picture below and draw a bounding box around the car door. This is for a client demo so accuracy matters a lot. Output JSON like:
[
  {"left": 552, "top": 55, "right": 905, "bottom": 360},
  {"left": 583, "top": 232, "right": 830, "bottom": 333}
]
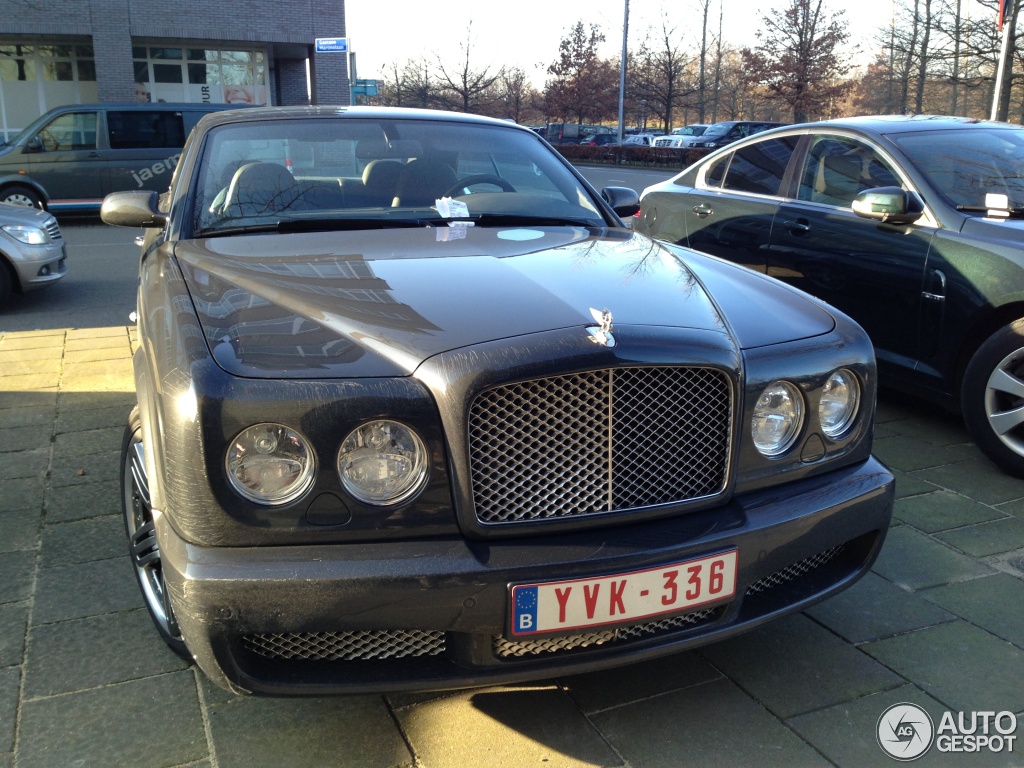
[
  {"left": 767, "top": 134, "right": 936, "bottom": 378},
  {"left": 680, "top": 135, "right": 800, "bottom": 272},
  {"left": 25, "top": 109, "right": 108, "bottom": 205}
]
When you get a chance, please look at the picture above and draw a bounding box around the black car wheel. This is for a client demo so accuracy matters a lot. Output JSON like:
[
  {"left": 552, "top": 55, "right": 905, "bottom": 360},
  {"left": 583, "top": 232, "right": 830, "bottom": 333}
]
[
  {"left": 0, "top": 261, "right": 13, "bottom": 306},
  {"left": 962, "top": 320, "right": 1024, "bottom": 477},
  {"left": 1, "top": 185, "right": 44, "bottom": 209},
  {"left": 121, "top": 407, "right": 191, "bottom": 659}
]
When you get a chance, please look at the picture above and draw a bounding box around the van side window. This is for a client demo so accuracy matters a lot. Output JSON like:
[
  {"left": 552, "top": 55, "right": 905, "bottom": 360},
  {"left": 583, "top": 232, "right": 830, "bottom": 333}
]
[
  {"left": 37, "top": 112, "right": 98, "bottom": 151},
  {"left": 108, "top": 110, "right": 186, "bottom": 150}
]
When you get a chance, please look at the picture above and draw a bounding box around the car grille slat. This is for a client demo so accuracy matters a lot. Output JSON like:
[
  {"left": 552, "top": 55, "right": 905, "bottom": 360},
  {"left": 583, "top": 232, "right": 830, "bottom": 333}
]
[{"left": 469, "top": 366, "right": 732, "bottom": 524}]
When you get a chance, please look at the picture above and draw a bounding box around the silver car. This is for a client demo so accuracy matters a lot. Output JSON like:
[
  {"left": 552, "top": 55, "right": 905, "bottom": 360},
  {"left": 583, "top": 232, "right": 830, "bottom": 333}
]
[{"left": 0, "top": 203, "right": 66, "bottom": 305}]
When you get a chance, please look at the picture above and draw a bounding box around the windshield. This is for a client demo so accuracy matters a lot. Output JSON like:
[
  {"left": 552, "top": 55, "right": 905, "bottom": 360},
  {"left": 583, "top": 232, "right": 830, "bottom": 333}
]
[
  {"left": 890, "top": 126, "right": 1024, "bottom": 211},
  {"left": 702, "top": 124, "right": 730, "bottom": 138},
  {"left": 193, "top": 117, "right": 606, "bottom": 235},
  {"left": 680, "top": 126, "right": 706, "bottom": 136}
]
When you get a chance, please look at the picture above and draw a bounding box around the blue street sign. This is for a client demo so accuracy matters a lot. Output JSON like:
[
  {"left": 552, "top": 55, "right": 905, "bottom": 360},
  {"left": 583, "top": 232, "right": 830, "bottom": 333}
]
[{"left": 315, "top": 38, "right": 348, "bottom": 53}]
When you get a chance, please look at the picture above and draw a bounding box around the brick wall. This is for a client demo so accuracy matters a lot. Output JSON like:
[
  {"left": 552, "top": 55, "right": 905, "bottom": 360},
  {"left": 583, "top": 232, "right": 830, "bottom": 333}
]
[{"left": 0, "top": 0, "right": 350, "bottom": 104}]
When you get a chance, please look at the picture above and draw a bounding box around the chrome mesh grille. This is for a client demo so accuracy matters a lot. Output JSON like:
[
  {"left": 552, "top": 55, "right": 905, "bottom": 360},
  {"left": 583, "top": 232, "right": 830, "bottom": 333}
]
[
  {"left": 469, "top": 366, "right": 732, "bottom": 524},
  {"left": 745, "top": 545, "right": 845, "bottom": 595},
  {"left": 493, "top": 607, "right": 723, "bottom": 658},
  {"left": 241, "top": 630, "right": 445, "bottom": 661}
]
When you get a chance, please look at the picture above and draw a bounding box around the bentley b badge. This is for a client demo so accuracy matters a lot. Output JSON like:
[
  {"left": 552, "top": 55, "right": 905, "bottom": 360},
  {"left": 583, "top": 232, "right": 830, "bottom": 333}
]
[{"left": 586, "top": 307, "right": 615, "bottom": 347}]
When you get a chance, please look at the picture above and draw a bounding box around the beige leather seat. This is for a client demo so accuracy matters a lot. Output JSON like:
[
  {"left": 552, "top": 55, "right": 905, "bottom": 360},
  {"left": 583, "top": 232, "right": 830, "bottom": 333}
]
[{"left": 222, "top": 162, "right": 298, "bottom": 217}]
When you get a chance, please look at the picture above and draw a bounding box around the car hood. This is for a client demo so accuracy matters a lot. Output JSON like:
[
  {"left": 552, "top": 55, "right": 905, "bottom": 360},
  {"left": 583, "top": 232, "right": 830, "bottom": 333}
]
[
  {"left": 0, "top": 202, "right": 53, "bottom": 227},
  {"left": 176, "top": 226, "right": 834, "bottom": 378}
]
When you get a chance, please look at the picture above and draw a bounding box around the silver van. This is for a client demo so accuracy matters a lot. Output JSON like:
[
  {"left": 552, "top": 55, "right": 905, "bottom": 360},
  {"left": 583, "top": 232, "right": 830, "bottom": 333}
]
[{"left": 0, "top": 103, "right": 236, "bottom": 212}]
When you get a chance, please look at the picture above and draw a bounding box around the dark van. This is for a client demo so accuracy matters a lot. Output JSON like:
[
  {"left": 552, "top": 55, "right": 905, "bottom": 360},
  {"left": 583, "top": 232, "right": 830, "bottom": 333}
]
[{"left": 0, "top": 102, "right": 237, "bottom": 211}]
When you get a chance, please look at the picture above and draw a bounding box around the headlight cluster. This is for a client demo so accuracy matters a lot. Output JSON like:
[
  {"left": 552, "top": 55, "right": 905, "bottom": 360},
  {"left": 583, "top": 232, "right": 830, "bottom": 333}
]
[
  {"left": 2, "top": 224, "right": 47, "bottom": 245},
  {"left": 225, "top": 420, "right": 429, "bottom": 507},
  {"left": 751, "top": 369, "right": 861, "bottom": 458}
]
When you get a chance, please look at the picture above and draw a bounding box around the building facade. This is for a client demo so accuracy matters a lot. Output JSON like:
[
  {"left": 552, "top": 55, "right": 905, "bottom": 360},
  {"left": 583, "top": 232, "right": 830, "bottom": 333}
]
[{"left": 0, "top": 0, "right": 350, "bottom": 138}]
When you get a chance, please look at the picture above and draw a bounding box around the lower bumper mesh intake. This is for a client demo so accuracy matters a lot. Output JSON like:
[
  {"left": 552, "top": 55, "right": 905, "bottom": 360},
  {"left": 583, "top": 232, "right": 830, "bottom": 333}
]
[
  {"left": 241, "top": 629, "right": 445, "bottom": 661},
  {"left": 492, "top": 606, "right": 724, "bottom": 659},
  {"left": 745, "top": 545, "right": 845, "bottom": 596}
]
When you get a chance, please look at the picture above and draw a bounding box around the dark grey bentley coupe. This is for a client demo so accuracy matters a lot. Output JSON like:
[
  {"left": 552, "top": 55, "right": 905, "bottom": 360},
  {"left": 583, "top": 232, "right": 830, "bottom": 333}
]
[{"left": 101, "top": 106, "right": 894, "bottom": 696}]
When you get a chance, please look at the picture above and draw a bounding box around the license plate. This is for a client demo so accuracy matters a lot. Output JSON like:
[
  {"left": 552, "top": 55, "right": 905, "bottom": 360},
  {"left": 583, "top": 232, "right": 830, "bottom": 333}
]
[{"left": 509, "top": 550, "right": 737, "bottom": 637}]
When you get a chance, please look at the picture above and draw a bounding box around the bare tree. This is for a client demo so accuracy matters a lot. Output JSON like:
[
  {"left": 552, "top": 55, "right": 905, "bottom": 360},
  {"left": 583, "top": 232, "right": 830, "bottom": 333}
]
[
  {"left": 496, "top": 67, "right": 545, "bottom": 123},
  {"left": 741, "top": 0, "right": 854, "bottom": 122},
  {"left": 434, "top": 23, "right": 502, "bottom": 114},
  {"left": 378, "top": 57, "right": 439, "bottom": 109},
  {"left": 634, "top": 15, "right": 693, "bottom": 132}
]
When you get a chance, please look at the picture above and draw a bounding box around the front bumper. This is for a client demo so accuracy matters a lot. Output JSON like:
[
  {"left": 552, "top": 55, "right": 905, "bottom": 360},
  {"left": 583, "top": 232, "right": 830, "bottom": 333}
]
[
  {"left": 9, "top": 240, "right": 66, "bottom": 291},
  {"left": 159, "top": 456, "right": 894, "bottom": 695}
]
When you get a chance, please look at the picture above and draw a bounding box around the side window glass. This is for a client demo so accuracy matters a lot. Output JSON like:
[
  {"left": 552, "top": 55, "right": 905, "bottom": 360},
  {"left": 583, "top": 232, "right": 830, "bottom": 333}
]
[
  {"left": 721, "top": 136, "right": 798, "bottom": 196},
  {"left": 799, "top": 136, "right": 902, "bottom": 207},
  {"left": 108, "top": 110, "right": 186, "bottom": 149},
  {"left": 37, "top": 112, "right": 98, "bottom": 151},
  {"left": 702, "top": 155, "right": 729, "bottom": 188}
]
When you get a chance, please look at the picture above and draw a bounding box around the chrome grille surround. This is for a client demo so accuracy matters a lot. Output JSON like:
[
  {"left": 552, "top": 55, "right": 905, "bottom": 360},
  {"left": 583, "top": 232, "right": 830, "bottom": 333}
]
[
  {"left": 493, "top": 606, "right": 723, "bottom": 658},
  {"left": 468, "top": 366, "right": 733, "bottom": 524},
  {"left": 241, "top": 629, "right": 445, "bottom": 661},
  {"left": 745, "top": 545, "right": 845, "bottom": 595}
]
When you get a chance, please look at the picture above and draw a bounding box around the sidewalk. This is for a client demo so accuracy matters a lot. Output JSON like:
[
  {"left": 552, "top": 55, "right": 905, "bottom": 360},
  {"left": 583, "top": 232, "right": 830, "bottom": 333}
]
[{"left": 1, "top": 326, "right": 1023, "bottom": 768}]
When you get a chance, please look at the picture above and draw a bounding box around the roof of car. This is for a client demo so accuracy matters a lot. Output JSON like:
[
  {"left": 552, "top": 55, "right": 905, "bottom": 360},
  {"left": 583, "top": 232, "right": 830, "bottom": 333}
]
[
  {"left": 196, "top": 105, "right": 530, "bottom": 132},
  {"left": 794, "top": 114, "right": 1023, "bottom": 136}
]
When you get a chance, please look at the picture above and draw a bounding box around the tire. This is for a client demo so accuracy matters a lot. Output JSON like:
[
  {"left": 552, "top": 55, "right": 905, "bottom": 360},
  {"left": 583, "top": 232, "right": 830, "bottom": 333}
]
[
  {"left": 0, "top": 260, "right": 13, "bottom": 306},
  {"left": 0, "top": 184, "right": 44, "bottom": 209},
  {"left": 961, "top": 320, "right": 1024, "bottom": 477},
  {"left": 121, "top": 406, "right": 191, "bottom": 659}
]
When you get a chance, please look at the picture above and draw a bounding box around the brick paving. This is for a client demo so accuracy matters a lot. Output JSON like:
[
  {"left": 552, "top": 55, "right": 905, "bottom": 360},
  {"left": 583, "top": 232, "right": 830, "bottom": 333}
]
[{"left": 1, "top": 326, "right": 1022, "bottom": 767}]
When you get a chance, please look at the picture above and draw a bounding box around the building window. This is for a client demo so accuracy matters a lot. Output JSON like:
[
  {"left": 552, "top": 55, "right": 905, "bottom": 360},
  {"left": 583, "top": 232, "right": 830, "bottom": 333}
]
[
  {"left": 0, "top": 42, "right": 97, "bottom": 139},
  {"left": 133, "top": 46, "right": 268, "bottom": 105}
]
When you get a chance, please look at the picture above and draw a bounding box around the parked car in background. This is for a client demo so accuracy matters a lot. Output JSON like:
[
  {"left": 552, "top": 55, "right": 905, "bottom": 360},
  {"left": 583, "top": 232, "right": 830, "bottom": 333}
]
[
  {"left": 580, "top": 134, "right": 619, "bottom": 146},
  {"left": 689, "top": 120, "right": 787, "bottom": 150},
  {"left": 622, "top": 132, "right": 661, "bottom": 147},
  {"left": 653, "top": 135, "right": 686, "bottom": 149},
  {"left": 101, "top": 104, "right": 892, "bottom": 695},
  {"left": 0, "top": 202, "right": 65, "bottom": 305},
  {"left": 543, "top": 122, "right": 614, "bottom": 145},
  {"left": 0, "top": 102, "right": 235, "bottom": 212},
  {"left": 636, "top": 114, "right": 1024, "bottom": 477},
  {"left": 670, "top": 123, "right": 710, "bottom": 146}
]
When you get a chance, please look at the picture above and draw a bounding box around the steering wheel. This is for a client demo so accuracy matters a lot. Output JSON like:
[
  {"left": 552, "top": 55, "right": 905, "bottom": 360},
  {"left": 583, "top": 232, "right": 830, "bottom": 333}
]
[{"left": 443, "top": 175, "right": 516, "bottom": 197}]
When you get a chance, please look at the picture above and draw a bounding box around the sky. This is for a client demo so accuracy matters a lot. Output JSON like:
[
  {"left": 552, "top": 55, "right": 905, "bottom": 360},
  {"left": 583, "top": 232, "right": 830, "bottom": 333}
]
[{"left": 343, "top": 0, "right": 896, "bottom": 88}]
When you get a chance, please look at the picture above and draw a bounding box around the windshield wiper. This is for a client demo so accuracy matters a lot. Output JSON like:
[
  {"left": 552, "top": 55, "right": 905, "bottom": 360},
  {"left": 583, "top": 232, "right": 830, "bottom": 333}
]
[
  {"left": 277, "top": 217, "right": 440, "bottom": 233},
  {"left": 196, "top": 218, "right": 440, "bottom": 237},
  {"left": 450, "top": 213, "right": 600, "bottom": 228},
  {"left": 956, "top": 205, "right": 1024, "bottom": 219}
]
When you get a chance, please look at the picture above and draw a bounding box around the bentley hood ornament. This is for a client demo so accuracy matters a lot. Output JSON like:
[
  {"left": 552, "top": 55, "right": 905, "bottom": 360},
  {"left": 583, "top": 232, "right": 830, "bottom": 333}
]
[{"left": 586, "top": 307, "right": 615, "bottom": 347}]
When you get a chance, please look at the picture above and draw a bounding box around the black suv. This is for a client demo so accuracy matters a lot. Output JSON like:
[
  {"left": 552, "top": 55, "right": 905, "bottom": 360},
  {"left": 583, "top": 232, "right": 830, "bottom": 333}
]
[{"left": 690, "top": 120, "right": 787, "bottom": 150}]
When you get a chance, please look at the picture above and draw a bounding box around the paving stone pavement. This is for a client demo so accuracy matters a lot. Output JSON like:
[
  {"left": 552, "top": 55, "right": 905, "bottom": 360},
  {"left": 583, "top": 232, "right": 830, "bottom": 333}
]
[{"left": 1, "top": 326, "right": 1023, "bottom": 768}]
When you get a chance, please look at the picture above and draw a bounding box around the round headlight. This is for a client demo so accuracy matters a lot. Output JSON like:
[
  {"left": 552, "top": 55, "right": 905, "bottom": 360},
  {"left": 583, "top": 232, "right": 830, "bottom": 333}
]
[
  {"left": 338, "top": 420, "right": 428, "bottom": 505},
  {"left": 752, "top": 381, "right": 805, "bottom": 456},
  {"left": 225, "top": 423, "right": 315, "bottom": 505},
  {"left": 819, "top": 369, "right": 861, "bottom": 438}
]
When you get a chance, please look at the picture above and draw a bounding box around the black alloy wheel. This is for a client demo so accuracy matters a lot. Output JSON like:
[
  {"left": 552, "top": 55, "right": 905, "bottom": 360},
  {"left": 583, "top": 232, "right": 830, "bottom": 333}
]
[{"left": 121, "top": 407, "right": 191, "bottom": 659}]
